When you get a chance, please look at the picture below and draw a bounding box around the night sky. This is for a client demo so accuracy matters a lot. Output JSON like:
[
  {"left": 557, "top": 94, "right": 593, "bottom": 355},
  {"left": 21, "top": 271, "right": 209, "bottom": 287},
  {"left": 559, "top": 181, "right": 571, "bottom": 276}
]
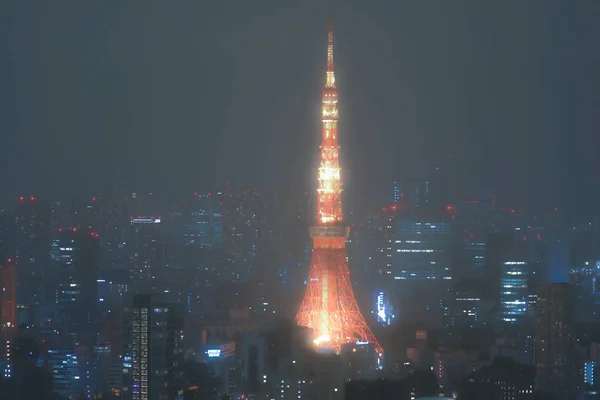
[{"left": 1, "top": 1, "right": 599, "bottom": 216}]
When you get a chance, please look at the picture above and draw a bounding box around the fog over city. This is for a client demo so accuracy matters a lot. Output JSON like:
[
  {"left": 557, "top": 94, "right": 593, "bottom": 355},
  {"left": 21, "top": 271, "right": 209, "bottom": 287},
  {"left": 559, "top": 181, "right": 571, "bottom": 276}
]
[{"left": 0, "top": 1, "right": 599, "bottom": 399}]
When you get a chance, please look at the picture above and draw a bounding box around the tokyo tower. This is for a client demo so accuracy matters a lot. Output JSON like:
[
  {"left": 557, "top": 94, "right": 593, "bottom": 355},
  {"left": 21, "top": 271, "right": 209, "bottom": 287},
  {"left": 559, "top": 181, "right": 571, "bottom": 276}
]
[{"left": 296, "top": 19, "right": 382, "bottom": 356}]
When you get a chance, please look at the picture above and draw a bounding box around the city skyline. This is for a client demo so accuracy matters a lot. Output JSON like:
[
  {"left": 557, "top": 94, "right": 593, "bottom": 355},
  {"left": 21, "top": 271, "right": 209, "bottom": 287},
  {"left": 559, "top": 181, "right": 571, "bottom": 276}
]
[
  {"left": 2, "top": 0, "right": 599, "bottom": 217},
  {"left": 2, "top": 2, "right": 599, "bottom": 399}
]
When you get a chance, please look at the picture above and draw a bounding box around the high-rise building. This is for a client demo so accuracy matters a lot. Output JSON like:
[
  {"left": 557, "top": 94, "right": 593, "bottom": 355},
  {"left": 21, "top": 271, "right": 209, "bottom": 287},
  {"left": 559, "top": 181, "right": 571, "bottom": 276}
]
[
  {"left": 15, "top": 196, "right": 51, "bottom": 324},
  {"left": 129, "top": 217, "right": 166, "bottom": 293},
  {"left": 183, "top": 193, "right": 222, "bottom": 248},
  {"left": 46, "top": 348, "right": 83, "bottom": 398},
  {"left": 50, "top": 201, "right": 67, "bottom": 232},
  {"left": 0, "top": 259, "right": 17, "bottom": 371},
  {"left": 535, "top": 283, "right": 579, "bottom": 398},
  {"left": 379, "top": 213, "right": 459, "bottom": 319},
  {"left": 124, "top": 294, "right": 183, "bottom": 400},
  {"left": 340, "top": 341, "right": 378, "bottom": 380},
  {"left": 15, "top": 196, "right": 50, "bottom": 278},
  {"left": 485, "top": 233, "right": 531, "bottom": 304},
  {"left": 499, "top": 261, "right": 529, "bottom": 324},
  {"left": 296, "top": 19, "right": 381, "bottom": 355},
  {"left": 388, "top": 219, "right": 455, "bottom": 281},
  {"left": 390, "top": 179, "right": 432, "bottom": 210},
  {"left": 459, "top": 193, "right": 496, "bottom": 235},
  {"left": 546, "top": 233, "right": 570, "bottom": 284},
  {"left": 464, "top": 240, "right": 486, "bottom": 274},
  {"left": 94, "top": 190, "right": 128, "bottom": 271},
  {"left": 221, "top": 187, "right": 271, "bottom": 282},
  {"left": 53, "top": 228, "right": 100, "bottom": 328},
  {"left": 347, "top": 214, "right": 387, "bottom": 296},
  {"left": 0, "top": 211, "right": 15, "bottom": 263},
  {"left": 448, "top": 278, "right": 491, "bottom": 328},
  {"left": 0, "top": 260, "right": 17, "bottom": 329}
]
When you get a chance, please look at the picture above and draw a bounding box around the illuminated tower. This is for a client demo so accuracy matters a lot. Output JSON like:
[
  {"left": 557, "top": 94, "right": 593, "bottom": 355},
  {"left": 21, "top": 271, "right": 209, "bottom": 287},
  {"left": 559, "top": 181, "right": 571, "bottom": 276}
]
[{"left": 296, "top": 20, "right": 382, "bottom": 355}]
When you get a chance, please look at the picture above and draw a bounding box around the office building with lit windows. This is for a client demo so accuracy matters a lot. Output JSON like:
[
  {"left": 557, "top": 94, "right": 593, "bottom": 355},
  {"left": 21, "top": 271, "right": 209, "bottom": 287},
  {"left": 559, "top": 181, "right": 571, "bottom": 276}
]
[
  {"left": 53, "top": 228, "right": 100, "bottom": 328},
  {"left": 46, "top": 349, "right": 83, "bottom": 399},
  {"left": 390, "top": 179, "right": 432, "bottom": 209},
  {"left": 486, "top": 233, "right": 533, "bottom": 308},
  {"left": 183, "top": 193, "right": 223, "bottom": 248},
  {"left": 449, "top": 278, "right": 491, "bottom": 328},
  {"left": 389, "top": 219, "right": 455, "bottom": 281},
  {"left": 126, "top": 294, "right": 183, "bottom": 400},
  {"left": 465, "top": 240, "right": 486, "bottom": 270},
  {"left": 129, "top": 218, "right": 166, "bottom": 293},
  {"left": 535, "top": 283, "right": 579, "bottom": 398},
  {"left": 499, "top": 261, "right": 529, "bottom": 324},
  {"left": 15, "top": 196, "right": 51, "bottom": 325}
]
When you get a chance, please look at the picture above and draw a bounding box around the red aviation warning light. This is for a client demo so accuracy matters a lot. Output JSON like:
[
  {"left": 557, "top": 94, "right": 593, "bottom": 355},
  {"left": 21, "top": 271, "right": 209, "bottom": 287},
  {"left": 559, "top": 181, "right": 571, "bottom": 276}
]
[{"left": 296, "top": 18, "right": 382, "bottom": 357}]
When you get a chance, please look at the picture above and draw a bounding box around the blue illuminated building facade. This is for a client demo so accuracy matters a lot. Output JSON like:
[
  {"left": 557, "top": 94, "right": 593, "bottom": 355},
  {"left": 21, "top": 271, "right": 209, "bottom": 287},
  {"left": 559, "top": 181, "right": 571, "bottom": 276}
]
[
  {"left": 46, "top": 349, "right": 82, "bottom": 399},
  {"left": 499, "top": 261, "right": 528, "bottom": 324},
  {"left": 1, "top": 360, "right": 10, "bottom": 379},
  {"left": 584, "top": 361, "right": 595, "bottom": 386},
  {"left": 375, "top": 291, "right": 394, "bottom": 326}
]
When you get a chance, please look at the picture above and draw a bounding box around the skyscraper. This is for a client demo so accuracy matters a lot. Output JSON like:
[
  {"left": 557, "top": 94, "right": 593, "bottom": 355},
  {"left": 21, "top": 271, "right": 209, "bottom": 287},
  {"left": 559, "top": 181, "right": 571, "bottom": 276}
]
[
  {"left": 183, "top": 193, "right": 222, "bottom": 248},
  {"left": 390, "top": 179, "right": 432, "bottom": 209},
  {"left": 15, "top": 196, "right": 50, "bottom": 278},
  {"left": 0, "top": 260, "right": 16, "bottom": 329},
  {"left": 0, "top": 259, "right": 17, "bottom": 370},
  {"left": 499, "top": 261, "right": 528, "bottom": 324},
  {"left": 388, "top": 219, "right": 455, "bottom": 281},
  {"left": 15, "top": 196, "right": 51, "bottom": 325},
  {"left": 129, "top": 217, "right": 166, "bottom": 293},
  {"left": 53, "top": 228, "right": 100, "bottom": 328},
  {"left": 125, "top": 294, "right": 183, "bottom": 400},
  {"left": 535, "top": 283, "right": 579, "bottom": 397}
]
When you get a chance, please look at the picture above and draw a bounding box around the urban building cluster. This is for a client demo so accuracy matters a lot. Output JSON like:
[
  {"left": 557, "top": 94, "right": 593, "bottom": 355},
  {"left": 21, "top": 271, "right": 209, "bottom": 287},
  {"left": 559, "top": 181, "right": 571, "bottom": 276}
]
[
  {"left": 0, "top": 178, "right": 597, "bottom": 399},
  {"left": 1, "top": 14, "right": 595, "bottom": 400}
]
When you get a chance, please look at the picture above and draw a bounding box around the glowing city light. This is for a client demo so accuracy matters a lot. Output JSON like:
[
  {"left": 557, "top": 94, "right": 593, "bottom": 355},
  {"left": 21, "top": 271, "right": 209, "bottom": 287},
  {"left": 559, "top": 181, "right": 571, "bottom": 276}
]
[
  {"left": 206, "top": 349, "right": 221, "bottom": 358},
  {"left": 313, "top": 334, "right": 331, "bottom": 346}
]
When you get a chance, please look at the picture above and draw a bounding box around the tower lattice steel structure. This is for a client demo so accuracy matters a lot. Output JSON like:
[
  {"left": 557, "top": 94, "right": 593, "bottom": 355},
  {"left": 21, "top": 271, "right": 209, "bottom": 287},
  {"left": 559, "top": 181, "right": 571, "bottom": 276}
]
[{"left": 296, "top": 19, "right": 382, "bottom": 356}]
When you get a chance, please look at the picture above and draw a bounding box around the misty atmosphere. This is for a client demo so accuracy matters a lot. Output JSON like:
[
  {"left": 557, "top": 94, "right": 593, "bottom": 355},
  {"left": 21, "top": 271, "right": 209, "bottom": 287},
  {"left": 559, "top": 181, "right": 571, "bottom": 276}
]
[{"left": 0, "top": 1, "right": 599, "bottom": 399}]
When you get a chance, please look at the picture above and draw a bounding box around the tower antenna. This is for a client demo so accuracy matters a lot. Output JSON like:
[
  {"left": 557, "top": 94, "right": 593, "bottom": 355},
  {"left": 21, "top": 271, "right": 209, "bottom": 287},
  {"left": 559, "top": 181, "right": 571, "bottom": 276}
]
[
  {"left": 329, "top": 0, "right": 334, "bottom": 20},
  {"left": 329, "top": 0, "right": 334, "bottom": 39},
  {"left": 326, "top": 1, "right": 335, "bottom": 83}
]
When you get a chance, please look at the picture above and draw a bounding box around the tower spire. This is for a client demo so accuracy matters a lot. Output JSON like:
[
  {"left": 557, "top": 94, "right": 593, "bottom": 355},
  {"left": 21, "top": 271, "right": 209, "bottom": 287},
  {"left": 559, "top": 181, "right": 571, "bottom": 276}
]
[{"left": 326, "top": 18, "right": 335, "bottom": 87}]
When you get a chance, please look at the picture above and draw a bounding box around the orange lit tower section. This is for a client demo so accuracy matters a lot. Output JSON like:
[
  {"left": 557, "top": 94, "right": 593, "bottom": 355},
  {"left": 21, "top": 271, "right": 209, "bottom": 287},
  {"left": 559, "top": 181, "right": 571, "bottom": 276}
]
[{"left": 296, "top": 20, "right": 382, "bottom": 356}]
